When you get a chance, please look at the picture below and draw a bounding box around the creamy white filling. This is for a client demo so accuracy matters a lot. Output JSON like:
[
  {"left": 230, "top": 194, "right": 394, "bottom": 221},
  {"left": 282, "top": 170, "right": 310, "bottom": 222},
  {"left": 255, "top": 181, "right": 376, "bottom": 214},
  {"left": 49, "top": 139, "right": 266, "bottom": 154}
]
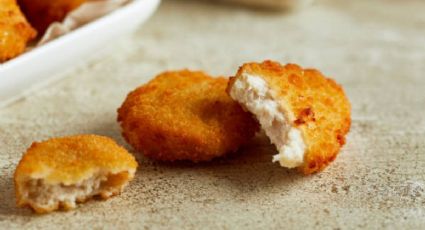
[
  {"left": 21, "top": 172, "right": 129, "bottom": 209},
  {"left": 229, "top": 72, "right": 306, "bottom": 168}
]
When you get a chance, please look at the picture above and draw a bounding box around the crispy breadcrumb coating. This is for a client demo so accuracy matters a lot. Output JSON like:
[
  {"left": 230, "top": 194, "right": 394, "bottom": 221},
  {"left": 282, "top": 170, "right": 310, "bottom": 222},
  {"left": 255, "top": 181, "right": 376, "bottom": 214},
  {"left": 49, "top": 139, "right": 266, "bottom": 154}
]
[
  {"left": 228, "top": 61, "right": 351, "bottom": 174},
  {"left": 18, "top": 0, "right": 86, "bottom": 34},
  {"left": 0, "top": 0, "right": 36, "bottom": 62},
  {"left": 14, "top": 134, "right": 138, "bottom": 213},
  {"left": 118, "top": 70, "right": 259, "bottom": 162}
]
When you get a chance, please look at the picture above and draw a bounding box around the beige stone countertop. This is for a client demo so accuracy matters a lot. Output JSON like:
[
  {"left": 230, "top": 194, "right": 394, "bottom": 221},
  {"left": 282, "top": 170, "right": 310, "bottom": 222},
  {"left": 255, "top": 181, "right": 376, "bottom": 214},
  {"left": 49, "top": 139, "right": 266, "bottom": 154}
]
[{"left": 1, "top": 0, "right": 425, "bottom": 229}]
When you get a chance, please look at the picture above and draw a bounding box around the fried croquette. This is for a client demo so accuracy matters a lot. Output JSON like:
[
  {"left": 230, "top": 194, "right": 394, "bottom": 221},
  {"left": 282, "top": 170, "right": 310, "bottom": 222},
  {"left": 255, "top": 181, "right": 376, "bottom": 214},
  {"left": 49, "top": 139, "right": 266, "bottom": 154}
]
[
  {"left": 117, "top": 70, "right": 259, "bottom": 162},
  {"left": 14, "top": 134, "right": 138, "bottom": 213},
  {"left": 227, "top": 61, "right": 351, "bottom": 174},
  {"left": 0, "top": 0, "right": 36, "bottom": 62},
  {"left": 18, "top": 0, "right": 87, "bottom": 34}
]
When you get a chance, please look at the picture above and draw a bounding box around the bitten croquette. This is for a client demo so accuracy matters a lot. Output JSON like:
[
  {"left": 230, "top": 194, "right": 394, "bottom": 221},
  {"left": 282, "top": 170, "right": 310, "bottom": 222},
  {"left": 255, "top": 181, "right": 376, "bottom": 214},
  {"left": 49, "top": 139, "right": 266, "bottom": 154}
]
[{"left": 227, "top": 61, "right": 351, "bottom": 174}]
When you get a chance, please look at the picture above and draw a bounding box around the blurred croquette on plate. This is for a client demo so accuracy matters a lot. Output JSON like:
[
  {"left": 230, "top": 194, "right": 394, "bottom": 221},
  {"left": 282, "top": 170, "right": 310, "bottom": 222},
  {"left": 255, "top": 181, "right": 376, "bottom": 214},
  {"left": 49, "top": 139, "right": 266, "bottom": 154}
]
[{"left": 0, "top": 0, "right": 160, "bottom": 108}]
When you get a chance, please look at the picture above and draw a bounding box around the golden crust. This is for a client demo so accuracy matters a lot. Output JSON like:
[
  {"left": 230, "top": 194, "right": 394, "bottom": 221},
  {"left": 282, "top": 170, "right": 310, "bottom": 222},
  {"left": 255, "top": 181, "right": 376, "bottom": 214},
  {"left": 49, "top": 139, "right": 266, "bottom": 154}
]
[
  {"left": 15, "top": 134, "right": 138, "bottom": 184},
  {"left": 0, "top": 0, "right": 36, "bottom": 62},
  {"left": 118, "top": 70, "right": 259, "bottom": 162},
  {"left": 14, "top": 134, "right": 138, "bottom": 213},
  {"left": 18, "top": 0, "right": 86, "bottom": 34},
  {"left": 228, "top": 61, "right": 351, "bottom": 174}
]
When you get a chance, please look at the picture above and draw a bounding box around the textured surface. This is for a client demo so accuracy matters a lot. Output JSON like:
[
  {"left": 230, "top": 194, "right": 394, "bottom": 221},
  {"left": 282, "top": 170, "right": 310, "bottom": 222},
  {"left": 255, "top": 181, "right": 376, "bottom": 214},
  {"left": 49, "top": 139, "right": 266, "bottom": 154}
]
[{"left": 1, "top": 0, "right": 425, "bottom": 228}]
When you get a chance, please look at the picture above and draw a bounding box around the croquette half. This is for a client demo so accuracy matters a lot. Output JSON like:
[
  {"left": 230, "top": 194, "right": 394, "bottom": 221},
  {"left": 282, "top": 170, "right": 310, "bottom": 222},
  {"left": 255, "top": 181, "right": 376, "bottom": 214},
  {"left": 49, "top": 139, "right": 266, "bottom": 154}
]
[{"left": 14, "top": 134, "right": 138, "bottom": 213}]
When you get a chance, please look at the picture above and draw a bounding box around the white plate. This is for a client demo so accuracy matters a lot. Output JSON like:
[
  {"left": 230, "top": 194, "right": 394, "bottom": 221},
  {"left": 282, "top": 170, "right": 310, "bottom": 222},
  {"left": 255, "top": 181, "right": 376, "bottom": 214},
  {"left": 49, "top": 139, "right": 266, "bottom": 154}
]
[{"left": 0, "top": 0, "right": 160, "bottom": 108}]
